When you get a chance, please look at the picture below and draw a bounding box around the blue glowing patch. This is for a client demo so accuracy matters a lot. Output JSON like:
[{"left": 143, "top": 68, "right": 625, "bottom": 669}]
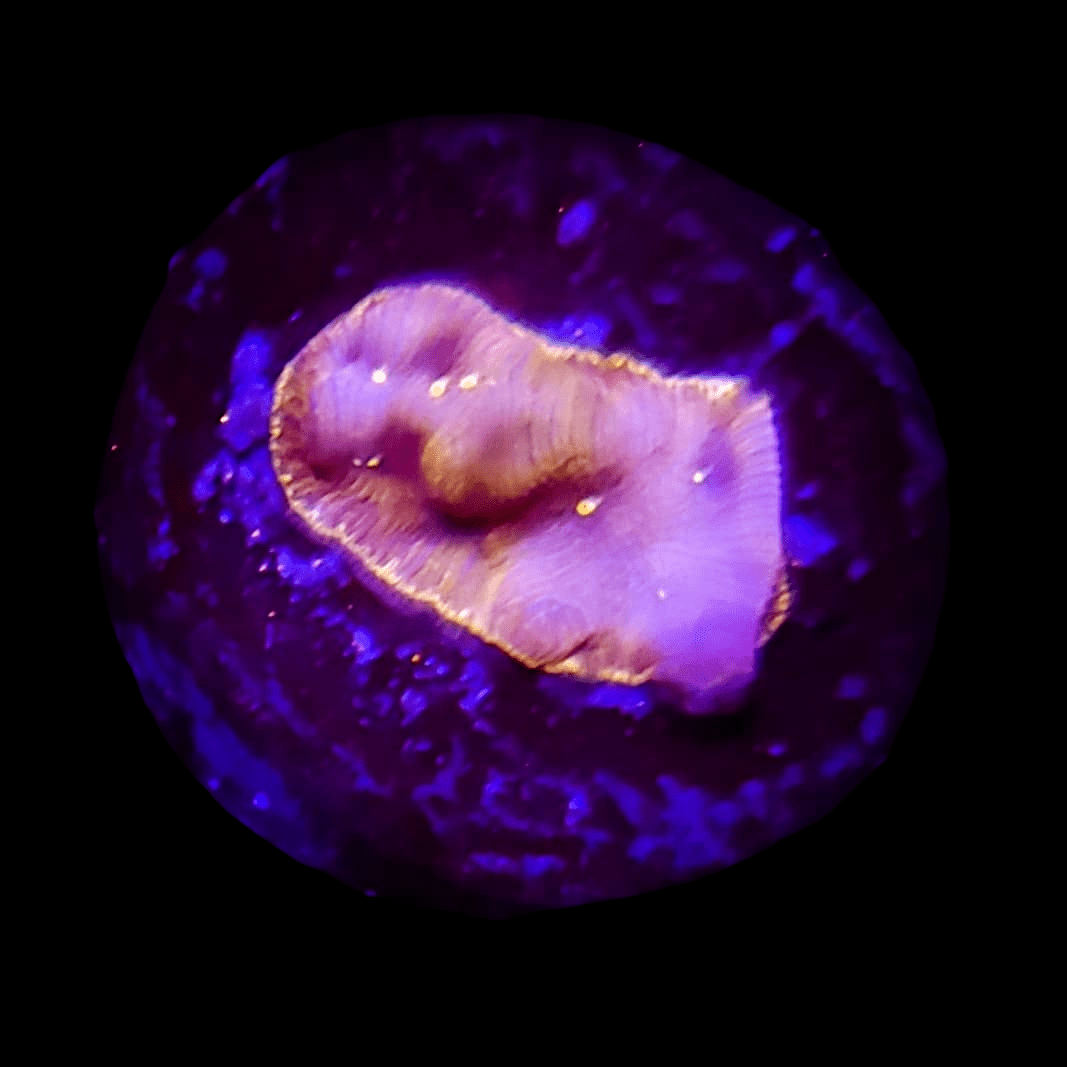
[
  {"left": 184, "top": 280, "right": 206, "bottom": 311},
  {"left": 847, "top": 558, "right": 871, "bottom": 581},
  {"left": 255, "top": 158, "right": 288, "bottom": 191},
  {"left": 769, "top": 321, "right": 799, "bottom": 350},
  {"left": 783, "top": 513, "right": 839, "bottom": 565},
  {"left": 819, "top": 744, "right": 862, "bottom": 779},
  {"left": 400, "top": 687, "right": 428, "bottom": 725},
  {"left": 860, "top": 707, "right": 887, "bottom": 745},
  {"left": 765, "top": 227, "right": 796, "bottom": 253},
  {"left": 147, "top": 517, "right": 179, "bottom": 567},
  {"left": 595, "top": 771, "right": 647, "bottom": 828},
  {"left": 708, "top": 801, "right": 741, "bottom": 827},
  {"left": 737, "top": 779, "right": 768, "bottom": 818},
  {"left": 792, "top": 263, "right": 818, "bottom": 294},
  {"left": 469, "top": 852, "right": 514, "bottom": 874},
  {"left": 218, "top": 384, "right": 271, "bottom": 454},
  {"left": 193, "top": 248, "right": 227, "bottom": 279},
  {"left": 522, "top": 854, "right": 565, "bottom": 878},
  {"left": 585, "top": 683, "right": 652, "bottom": 719},
  {"left": 230, "top": 331, "right": 273, "bottom": 386},
  {"left": 274, "top": 547, "right": 341, "bottom": 588},
  {"left": 556, "top": 199, "right": 597, "bottom": 247},
  {"left": 193, "top": 715, "right": 290, "bottom": 808}
]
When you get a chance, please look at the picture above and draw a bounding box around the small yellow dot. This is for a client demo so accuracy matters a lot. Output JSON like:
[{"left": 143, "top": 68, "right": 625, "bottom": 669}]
[
  {"left": 692, "top": 470, "right": 705, "bottom": 484},
  {"left": 366, "top": 455, "right": 382, "bottom": 469},
  {"left": 657, "top": 589, "right": 667, "bottom": 600},
  {"left": 371, "top": 367, "right": 387, "bottom": 384},
  {"left": 575, "top": 496, "right": 601, "bottom": 516},
  {"left": 429, "top": 378, "right": 448, "bottom": 398},
  {"left": 219, "top": 413, "right": 230, "bottom": 424},
  {"left": 459, "top": 373, "right": 479, "bottom": 390}
]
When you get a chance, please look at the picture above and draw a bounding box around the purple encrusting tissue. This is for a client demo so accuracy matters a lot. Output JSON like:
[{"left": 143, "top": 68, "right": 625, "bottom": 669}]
[{"left": 95, "top": 115, "right": 948, "bottom": 918}]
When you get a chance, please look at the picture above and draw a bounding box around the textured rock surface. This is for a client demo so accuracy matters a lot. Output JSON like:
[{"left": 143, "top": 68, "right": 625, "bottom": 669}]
[{"left": 95, "top": 114, "right": 949, "bottom": 918}]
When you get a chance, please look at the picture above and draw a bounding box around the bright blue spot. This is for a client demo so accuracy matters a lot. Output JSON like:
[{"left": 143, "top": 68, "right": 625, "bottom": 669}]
[
  {"left": 765, "top": 227, "right": 796, "bottom": 253},
  {"left": 860, "top": 707, "right": 887, "bottom": 745},
  {"left": 585, "top": 683, "right": 651, "bottom": 718},
  {"left": 784, "top": 513, "right": 839, "bottom": 565},
  {"left": 351, "top": 628, "right": 379, "bottom": 664},
  {"left": 275, "top": 548, "right": 324, "bottom": 587},
  {"left": 795, "top": 480, "right": 819, "bottom": 500},
  {"left": 835, "top": 674, "right": 867, "bottom": 700},
  {"left": 480, "top": 769, "right": 508, "bottom": 806},
  {"left": 556, "top": 199, "right": 597, "bottom": 247},
  {"left": 769, "top": 321, "right": 799, "bottom": 350},
  {"left": 252, "top": 791, "right": 270, "bottom": 810},
  {"left": 193, "top": 248, "right": 227, "bottom": 279},
  {"left": 572, "top": 315, "right": 610, "bottom": 347},
  {"left": 334, "top": 263, "right": 352, "bottom": 279},
  {"left": 792, "top": 263, "right": 818, "bottom": 293},
  {"left": 458, "top": 686, "right": 491, "bottom": 714},
  {"left": 565, "top": 790, "right": 592, "bottom": 826},
  {"left": 148, "top": 530, "right": 179, "bottom": 566},
  {"left": 522, "top": 854, "right": 564, "bottom": 878}
]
